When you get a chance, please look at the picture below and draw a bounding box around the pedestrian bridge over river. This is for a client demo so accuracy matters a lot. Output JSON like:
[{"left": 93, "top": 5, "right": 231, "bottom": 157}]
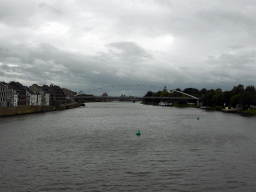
[
  {"left": 75, "top": 96, "right": 200, "bottom": 101},
  {"left": 75, "top": 88, "right": 201, "bottom": 106}
]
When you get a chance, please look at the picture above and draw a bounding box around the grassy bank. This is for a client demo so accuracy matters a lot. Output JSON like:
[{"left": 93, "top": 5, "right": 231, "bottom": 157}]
[
  {"left": 173, "top": 103, "right": 197, "bottom": 107},
  {"left": 236, "top": 108, "right": 256, "bottom": 116}
]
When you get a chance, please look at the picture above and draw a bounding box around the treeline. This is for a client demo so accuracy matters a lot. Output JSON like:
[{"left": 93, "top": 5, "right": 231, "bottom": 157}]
[{"left": 143, "top": 84, "right": 256, "bottom": 109}]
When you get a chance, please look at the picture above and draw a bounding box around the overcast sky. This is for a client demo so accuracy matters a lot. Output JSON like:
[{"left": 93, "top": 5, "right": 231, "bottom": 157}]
[{"left": 1, "top": 0, "right": 256, "bottom": 96}]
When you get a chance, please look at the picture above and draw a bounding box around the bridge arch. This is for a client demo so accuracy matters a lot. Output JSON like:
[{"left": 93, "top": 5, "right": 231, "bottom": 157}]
[
  {"left": 76, "top": 86, "right": 201, "bottom": 107},
  {"left": 170, "top": 89, "right": 200, "bottom": 99},
  {"left": 79, "top": 85, "right": 200, "bottom": 100},
  {"left": 82, "top": 84, "right": 164, "bottom": 96}
]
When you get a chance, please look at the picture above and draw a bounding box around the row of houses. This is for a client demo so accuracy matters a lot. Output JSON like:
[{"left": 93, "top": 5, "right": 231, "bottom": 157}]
[{"left": 0, "top": 81, "right": 76, "bottom": 107}]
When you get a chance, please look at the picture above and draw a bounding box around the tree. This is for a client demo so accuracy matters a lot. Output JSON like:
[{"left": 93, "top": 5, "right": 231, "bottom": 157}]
[
  {"left": 200, "top": 88, "right": 207, "bottom": 96},
  {"left": 245, "top": 85, "right": 256, "bottom": 94},
  {"left": 173, "top": 88, "right": 182, "bottom": 97},
  {"left": 143, "top": 91, "right": 154, "bottom": 103},
  {"left": 240, "top": 85, "right": 256, "bottom": 108},
  {"left": 215, "top": 88, "right": 222, "bottom": 95},
  {"left": 223, "top": 91, "right": 233, "bottom": 107},
  {"left": 232, "top": 84, "right": 244, "bottom": 95},
  {"left": 230, "top": 94, "right": 242, "bottom": 108},
  {"left": 145, "top": 91, "right": 154, "bottom": 97},
  {"left": 191, "top": 88, "right": 200, "bottom": 97},
  {"left": 153, "top": 91, "right": 162, "bottom": 103},
  {"left": 183, "top": 88, "right": 200, "bottom": 103},
  {"left": 203, "top": 90, "right": 215, "bottom": 106},
  {"left": 241, "top": 91, "right": 256, "bottom": 108},
  {"left": 160, "top": 91, "right": 169, "bottom": 97}
]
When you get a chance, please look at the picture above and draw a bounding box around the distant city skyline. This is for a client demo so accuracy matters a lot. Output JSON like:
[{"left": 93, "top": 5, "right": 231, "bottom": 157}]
[{"left": 1, "top": 0, "right": 256, "bottom": 95}]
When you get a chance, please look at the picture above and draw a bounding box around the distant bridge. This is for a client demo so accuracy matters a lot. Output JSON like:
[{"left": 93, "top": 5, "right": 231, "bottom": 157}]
[
  {"left": 75, "top": 87, "right": 202, "bottom": 106},
  {"left": 75, "top": 96, "right": 201, "bottom": 101},
  {"left": 75, "top": 88, "right": 201, "bottom": 101},
  {"left": 75, "top": 95, "right": 201, "bottom": 107}
]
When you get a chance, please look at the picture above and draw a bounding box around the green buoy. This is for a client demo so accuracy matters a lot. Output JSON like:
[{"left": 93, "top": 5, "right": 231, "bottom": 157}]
[
  {"left": 136, "top": 130, "right": 141, "bottom": 135},
  {"left": 197, "top": 117, "right": 199, "bottom": 120}
]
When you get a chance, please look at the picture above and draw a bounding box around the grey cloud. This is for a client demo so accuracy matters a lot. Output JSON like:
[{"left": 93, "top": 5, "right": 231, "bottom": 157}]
[
  {"left": 38, "top": 2, "right": 62, "bottom": 15},
  {"left": 108, "top": 42, "right": 153, "bottom": 61},
  {"left": 0, "top": 0, "right": 37, "bottom": 27},
  {"left": 0, "top": 40, "right": 186, "bottom": 93},
  {"left": 196, "top": 10, "right": 256, "bottom": 30},
  {"left": 1, "top": 0, "right": 256, "bottom": 95},
  {"left": 229, "top": 45, "right": 246, "bottom": 50},
  {"left": 208, "top": 51, "right": 256, "bottom": 69},
  {"left": 155, "top": 0, "right": 172, "bottom": 7}
]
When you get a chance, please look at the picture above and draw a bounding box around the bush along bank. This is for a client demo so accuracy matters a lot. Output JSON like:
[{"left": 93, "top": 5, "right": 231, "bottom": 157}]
[{"left": 236, "top": 107, "right": 256, "bottom": 116}]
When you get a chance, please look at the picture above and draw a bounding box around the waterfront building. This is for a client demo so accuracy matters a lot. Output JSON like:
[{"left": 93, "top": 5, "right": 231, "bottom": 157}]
[
  {"left": 1, "top": 82, "right": 19, "bottom": 107},
  {"left": 0, "top": 82, "right": 7, "bottom": 107},
  {"left": 8, "top": 82, "right": 27, "bottom": 106},
  {"left": 25, "top": 87, "right": 38, "bottom": 106},
  {"left": 62, "top": 88, "right": 76, "bottom": 103},
  {"left": 29, "top": 84, "right": 49, "bottom": 106},
  {"left": 42, "top": 84, "right": 66, "bottom": 106}
]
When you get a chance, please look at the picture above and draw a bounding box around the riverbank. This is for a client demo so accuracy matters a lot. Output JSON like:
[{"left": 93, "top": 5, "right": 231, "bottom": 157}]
[
  {"left": 0, "top": 102, "right": 81, "bottom": 117},
  {"left": 142, "top": 102, "right": 198, "bottom": 108},
  {"left": 236, "top": 108, "right": 256, "bottom": 116},
  {"left": 142, "top": 101, "right": 256, "bottom": 116},
  {"left": 173, "top": 103, "right": 197, "bottom": 107},
  {"left": 141, "top": 102, "right": 159, "bottom": 105}
]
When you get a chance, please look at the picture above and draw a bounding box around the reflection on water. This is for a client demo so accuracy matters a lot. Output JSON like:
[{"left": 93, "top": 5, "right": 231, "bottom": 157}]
[{"left": 1, "top": 102, "right": 256, "bottom": 191}]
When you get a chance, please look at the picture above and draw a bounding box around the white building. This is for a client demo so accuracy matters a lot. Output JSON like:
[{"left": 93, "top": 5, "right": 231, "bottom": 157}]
[
  {"left": 26, "top": 88, "right": 37, "bottom": 106},
  {"left": 29, "top": 84, "right": 49, "bottom": 106},
  {"left": 44, "top": 93, "right": 50, "bottom": 106},
  {"left": 13, "top": 94, "right": 18, "bottom": 107}
]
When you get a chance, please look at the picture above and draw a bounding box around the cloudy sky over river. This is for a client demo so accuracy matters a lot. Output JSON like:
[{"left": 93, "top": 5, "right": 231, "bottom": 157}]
[{"left": 1, "top": 0, "right": 256, "bottom": 95}]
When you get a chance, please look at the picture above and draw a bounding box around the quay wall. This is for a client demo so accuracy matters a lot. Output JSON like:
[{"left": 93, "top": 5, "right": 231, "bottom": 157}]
[{"left": 0, "top": 103, "right": 80, "bottom": 117}]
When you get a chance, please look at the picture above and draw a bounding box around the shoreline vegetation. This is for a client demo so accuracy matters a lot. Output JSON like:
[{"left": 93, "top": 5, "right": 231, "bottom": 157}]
[
  {"left": 142, "top": 101, "right": 256, "bottom": 116},
  {"left": 0, "top": 102, "right": 81, "bottom": 117},
  {"left": 141, "top": 84, "right": 256, "bottom": 116}
]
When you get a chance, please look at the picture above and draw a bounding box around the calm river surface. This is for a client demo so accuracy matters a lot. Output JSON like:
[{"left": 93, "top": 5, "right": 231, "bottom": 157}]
[{"left": 1, "top": 102, "right": 256, "bottom": 192}]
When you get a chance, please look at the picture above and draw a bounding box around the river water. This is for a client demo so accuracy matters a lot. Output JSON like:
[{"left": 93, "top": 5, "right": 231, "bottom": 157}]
[{"left": 0, "top": 102, "right": 256, "bottom": 192}]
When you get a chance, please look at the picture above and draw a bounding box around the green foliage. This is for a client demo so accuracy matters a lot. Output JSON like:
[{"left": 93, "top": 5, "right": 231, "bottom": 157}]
[
  {"left": 153, "top": 91, "right": 162, "bottom": 97},
  {"left": 245, "top": 85, "right": 256, "bottom": 93},
  {"left": 232, "top": 84, "right": 244, "bottom": 95},
  {"left": 223, "top": 91, "right": 233, "bottom": 106},
  {"left": 142, "top": 84, "right": 256, "bottom": 114},
  {"left": 143, "top": 91, "right": 154, "bottom": 103},
  {"left": 200, "top": 88, "right": 207, "bottom": 96},
  {"left": 145, "top": 91, "right": 154, "bottom": 96},
  {"left": 173, "top": 103, "right": 196, "bottom": 107},
  {"left": 203, "top": 91, "right": 215, "bottom": 106},
  {"left": 237, "top": 108, "right": 256, "bottom": 116},
  {"left": 160, "top": 91, "right": 169, "bottom": 97},
  {"left": 241, "top": 91, "right": 256, "bottom": 108},
  {"left": 176, "top": 98, "right": 187, "bottom": 104},
  {"left": 213, "top": 106, "right": 223, "bottom": 110},
  {"left": 230, "top": 94, "right": 242, "bottom": 108}
]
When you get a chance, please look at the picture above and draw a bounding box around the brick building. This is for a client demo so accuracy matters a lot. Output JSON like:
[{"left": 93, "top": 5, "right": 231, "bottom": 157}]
[
  {"left": 8, "top": 82, "right": 27, "bottom": 106},
  {"left": 0, "top": 82, "right": 7, "bottom": 107},
  {"left": 42, "top": 84, "right": 66, "bottom": 106}
]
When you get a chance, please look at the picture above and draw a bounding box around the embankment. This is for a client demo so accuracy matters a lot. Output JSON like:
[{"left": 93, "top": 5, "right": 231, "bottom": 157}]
[{"left": 0, "top": 102, "right": 81, "bottom": 117}]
